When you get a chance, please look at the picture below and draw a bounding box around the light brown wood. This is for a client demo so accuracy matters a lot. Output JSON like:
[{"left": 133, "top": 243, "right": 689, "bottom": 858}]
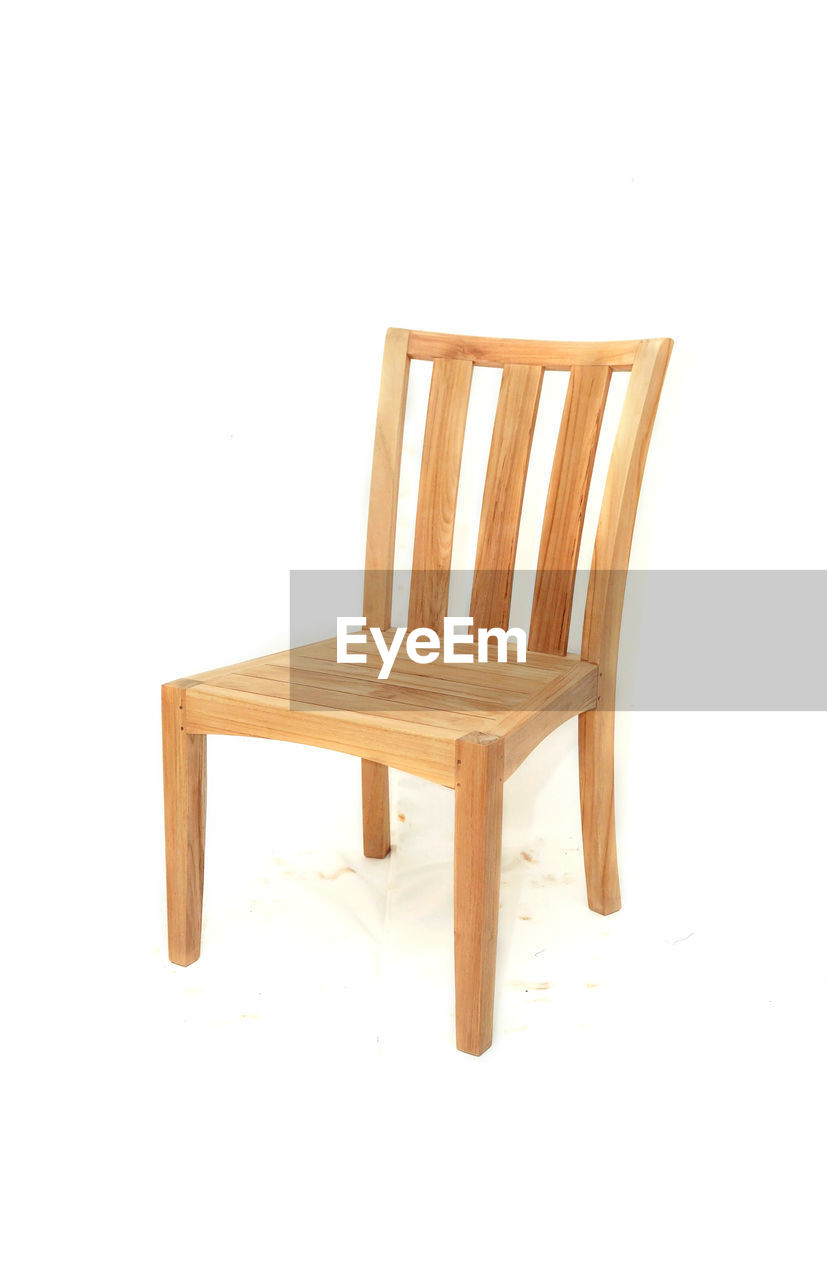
[
  {"left": 362, "top": 760, "right": 390, "bottom": 858},
  {"left": 209, "top": 670, "right": 502, "bottom": 730},
  {"left": 192, "top": 633, "right": 595, "bottom": 703},
  {"left": 181, "top": 638, "right": 597, "bottom": 788},
  {"left": 408, "top": 330, "right": 641, "bottom": 370},
  {"left": 578, "top": 709, "right": 620, "bottom": 914},
  {"left": 162, "top": 681, "right": 206, "bottom": 966},
  {"left": 303, "top": 635, "right": 581, "bottom": 690},
  {"left": 581, "top": 339, "right": 673, "bottom": 687},
  {"left": 529, "top": 365, "right": 612, "bottom": 655},
  {"left": 500, "top": 662, "right": 599, "bottom": 778},
  {"left": 271, "top": 652, "right": 529, "bottom": 711},
  {"left": 408, "top": 358, "right": 473, "bottom": 631},
  {"left": 578, "top": 338, "right": 673, "bottom": 914},
  {"left": 454, "top": 732, "right": 504, "bottom": 1056},
  {"left": 364, "top": 328, "right": 411, "bottom": 631},
  {"left": 184, "top": 681, "right": 461, "bottom": 787},
  {"left": 470, "top": 364, "right": 543, "bottom": 631},
  {"left": 161, "top": 327, "right": 673, "bottom": 1053},
  {"left": 362, "top": 330, "right": 410, "bottom": 863}
]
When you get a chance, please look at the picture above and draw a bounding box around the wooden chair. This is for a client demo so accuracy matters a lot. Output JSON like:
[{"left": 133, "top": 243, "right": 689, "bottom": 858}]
[{"left": 162, "top": 329, "right": 673, "bottom": 1054}]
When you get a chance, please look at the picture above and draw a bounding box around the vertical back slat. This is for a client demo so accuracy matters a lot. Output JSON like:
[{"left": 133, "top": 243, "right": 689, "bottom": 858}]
[
  {"left": 469, "top": 364, "right": 544, "bottom": 631},
  {"left": 363, "top": 328, "right": 411, "bottom": 629},
  {"left": 528, "top": 365, "right": 612, "bottom": 654},
  {"left": 407, "top": 357, "right": 473, "bottom": 631}
]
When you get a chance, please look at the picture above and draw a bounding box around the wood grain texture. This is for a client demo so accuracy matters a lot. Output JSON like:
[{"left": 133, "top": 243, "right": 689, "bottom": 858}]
[
  {"left": 579, "top": 337, "right": 673, "bottom": 915},
  {"left": 408, "top": 358, "right": 473, "bottom": 631},
  {"left": 208, "top": 671, "right": 502, "bottom": 730},
  {"left": 184, "top": 681, "right": 460, "bottom": 787},
  {"left": 268, "top": 652, "right": 529, "bottom": 711},
  {"left": 162, "top": 681, "right": 206, "bottom": 966},
  {"left": 355, "top": 330, "right": 411, "bottom": 869},
  {"left": 581, "top": 339, "right": 673, "bottom": 692},
  {"left": 578, "top": 709, "right": 620, "bottom": 914},
  {"left": 362, "top": 760, "right": 390, "bottom": 858},
  {"left": 470, "top": 364, "right": 543, "bottom": 631},
  {"left": 363, "top": 328, "right": 410, "bottom": 630},
  {"left": 181, "top": 637, "right": 597, "bottom": 788},
  {"left": 454, "top": 732, "right": 504, "bottom": 1056},
  {"left": 408, "top": 330, "right": 640, "bottom": 370},
  {"left": 529, "top": 365, "right": 612, "bottom": 655},
  {"left": 500, "top": 661, "right": 598, "bottom": 778}
]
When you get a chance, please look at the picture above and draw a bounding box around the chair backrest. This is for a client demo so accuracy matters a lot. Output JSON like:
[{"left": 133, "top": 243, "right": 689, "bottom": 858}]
[{"left": 363, "top": 329, "right": 672, "bottom": 701}]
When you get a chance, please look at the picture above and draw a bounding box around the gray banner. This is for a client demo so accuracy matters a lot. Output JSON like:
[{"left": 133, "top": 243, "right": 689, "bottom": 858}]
[{"left": 289, "top": 570, "right": 827, "bottom": 711}]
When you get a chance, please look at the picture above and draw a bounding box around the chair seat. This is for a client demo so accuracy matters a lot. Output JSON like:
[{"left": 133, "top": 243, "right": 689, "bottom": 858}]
[{"left": 178, "top": 632, "right": 598, "bottom": 787}]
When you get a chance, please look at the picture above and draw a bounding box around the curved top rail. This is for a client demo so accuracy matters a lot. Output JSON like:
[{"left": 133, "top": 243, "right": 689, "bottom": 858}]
[{"left": 407, "top": 330, "right": 643, "bottom": 371}]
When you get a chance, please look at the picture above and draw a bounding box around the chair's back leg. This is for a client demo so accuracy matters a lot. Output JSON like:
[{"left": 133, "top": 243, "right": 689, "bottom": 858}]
[
  {"left": 454, "top": 732, "right": 504, "bottom": 1055},
  {"left": 162, "top": 682, "right": 207, "bottom": 965},
  {"left": 362, "top": 760, "right": 391, "bottom": 858},
  {"left": 578, "top": 708, "right": 621, "bottom": 915}
]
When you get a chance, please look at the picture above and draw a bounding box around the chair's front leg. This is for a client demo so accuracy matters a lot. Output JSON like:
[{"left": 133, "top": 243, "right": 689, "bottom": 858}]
[
  {"left": 454, "top": 732, "right": 504, "bottom": 1056},
  {"left": 162, "top": 681, "right": 206, "bottom": 966},
  {"left": 362, "top": 760, "right": 391, "bottom": 858}
]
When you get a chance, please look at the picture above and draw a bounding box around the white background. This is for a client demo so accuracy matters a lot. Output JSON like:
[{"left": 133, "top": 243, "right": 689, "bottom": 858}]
[{"left": 2, "top": 2, "right": 826, "bottom": 1277}]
